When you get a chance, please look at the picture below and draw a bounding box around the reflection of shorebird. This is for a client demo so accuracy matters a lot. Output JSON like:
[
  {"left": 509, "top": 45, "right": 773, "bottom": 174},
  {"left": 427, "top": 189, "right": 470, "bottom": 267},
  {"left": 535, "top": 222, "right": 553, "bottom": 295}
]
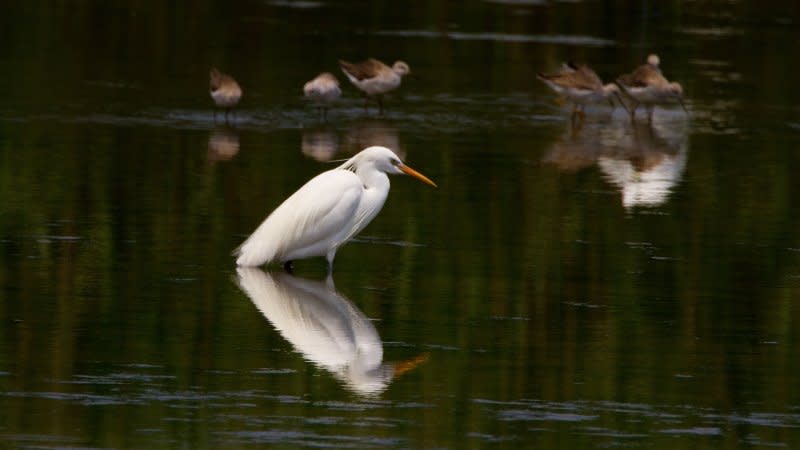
[
  {"left": 343, "top": 119, "right": 404, "bottom": 160},
  {"left": 301, "top": 128, "right": 339, "bottom": 162},
  {"left": 543, "top": 120, "right": 688, "bottom": 208},
  {"left": 303, "top": 72, "right": 341, "bottom": 121},
  {"left": 207, "top": 126, "right": 240, "bottom": 162},
  {"left": 233, "top": 146, "right": 436, "bottom": 272},
  {"left": 616, "top": 54, "right": 687, "bottom": 122},
  {"left": 597, "top": 123, "right": 687, "bottom": 208},
  {"left": 537, "top": 62, "right": 624, "bottom": 119},
  {"left": 209, "top": 68, "right": 242, "bottom": 123},
  {"left": 235, "top": 268, "right": 428, "bottom": 396},
  {"left": 339, "top": 58, "right": 410, "bottom": 116}
]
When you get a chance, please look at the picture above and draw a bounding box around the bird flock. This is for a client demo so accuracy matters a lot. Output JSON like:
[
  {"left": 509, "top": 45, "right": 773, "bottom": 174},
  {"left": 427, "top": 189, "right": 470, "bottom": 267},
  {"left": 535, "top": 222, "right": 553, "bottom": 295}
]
[
  {"left": 209, "top": 58, "right": 411, "bottom": 122},
  {"left": 216, "top": 54, "right": 687, "bottom": 272},
  {"left": 538, "top": 53, "right": 687, "bottom": 123}
]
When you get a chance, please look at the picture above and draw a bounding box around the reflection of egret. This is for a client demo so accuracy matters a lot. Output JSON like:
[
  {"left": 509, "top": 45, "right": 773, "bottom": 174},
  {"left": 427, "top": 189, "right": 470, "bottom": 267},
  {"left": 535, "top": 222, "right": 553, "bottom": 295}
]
[
  {"left": 207, "top": 126, "right": 240, "bottom": 162},
  {"left": 343, "top": 119, "right": 404, "bottom": 160},
  {"left": 234, "top": 146, "right": 437, "bottom": 271},
  {"left": 543, "top": 120, "right": 688, "bottom": 208},
  {"left": 236, "top": 267, "right": 428, "bottom": 396},
  {"left": 301, "top": 128, "right": 339, "bottom": 162}
]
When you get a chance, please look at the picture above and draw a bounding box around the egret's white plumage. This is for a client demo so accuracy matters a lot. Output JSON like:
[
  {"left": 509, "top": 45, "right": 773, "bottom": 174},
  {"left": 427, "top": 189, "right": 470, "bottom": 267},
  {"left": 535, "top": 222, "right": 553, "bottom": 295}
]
[{"left": 234, "top": 146, "right": 436, "bottom": 270}]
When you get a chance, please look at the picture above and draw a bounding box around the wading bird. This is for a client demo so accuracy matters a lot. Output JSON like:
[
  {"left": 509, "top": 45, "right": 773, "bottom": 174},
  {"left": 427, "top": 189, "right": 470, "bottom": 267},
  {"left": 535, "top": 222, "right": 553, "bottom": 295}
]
[
  {"left": 537, "top": 62, "right": 626, "bottom": 120},
  {"left": 616, "top": 54, "right": 688, "bottom": 122},
  {"left": 209, "top": 67, "right": 242, "bottom": 122},
  {"left": 304, "top": 72, "right": 341, "bottom": 121},
  {"left": 339, "top": 58, "right": 410, "bottom": 115},
  {"left": 234, "top": 146, "right": 436, "bottom": 272}
]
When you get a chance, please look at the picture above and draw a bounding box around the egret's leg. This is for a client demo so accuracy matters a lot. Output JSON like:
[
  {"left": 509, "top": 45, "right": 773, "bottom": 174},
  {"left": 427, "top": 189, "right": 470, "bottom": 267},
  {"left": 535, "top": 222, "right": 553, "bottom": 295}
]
[
  {"left": 325, "top": 250, "right": 337, "bottom": 274},
  {"left": 378, "top": 96, "right": 385, "bottom": 116}
]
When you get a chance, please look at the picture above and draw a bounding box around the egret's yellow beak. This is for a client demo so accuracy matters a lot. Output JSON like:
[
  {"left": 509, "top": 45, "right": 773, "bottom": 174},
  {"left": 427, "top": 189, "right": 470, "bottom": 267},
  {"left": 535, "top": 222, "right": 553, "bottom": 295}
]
[{"left": 400, "top": 164, "right": 438, "bottom": 188}]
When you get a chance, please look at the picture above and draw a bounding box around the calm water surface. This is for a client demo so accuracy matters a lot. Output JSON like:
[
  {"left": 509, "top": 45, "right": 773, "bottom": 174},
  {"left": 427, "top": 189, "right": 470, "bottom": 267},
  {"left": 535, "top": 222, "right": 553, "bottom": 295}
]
[{"left": 2, "top": 1, "right": 800, "bottom": 449}]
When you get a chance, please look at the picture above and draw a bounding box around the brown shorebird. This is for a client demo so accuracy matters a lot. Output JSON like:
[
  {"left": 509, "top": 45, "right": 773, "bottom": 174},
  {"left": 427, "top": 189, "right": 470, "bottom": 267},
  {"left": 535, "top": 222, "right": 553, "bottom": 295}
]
[
  {"left": 303, "top": 72, "right": 341, "bottom": 121},
  {"left": 538, "top": 62, "right": 625, "bottom": 120},
  {"left": 339, "top": 58, "right": 410, "bottom": 115},
  {"left": 616, "top": 54, "right": 687, "bottom": 122},
  {"left": 209, "top": 67, "right": 242, "bottom": 123}
]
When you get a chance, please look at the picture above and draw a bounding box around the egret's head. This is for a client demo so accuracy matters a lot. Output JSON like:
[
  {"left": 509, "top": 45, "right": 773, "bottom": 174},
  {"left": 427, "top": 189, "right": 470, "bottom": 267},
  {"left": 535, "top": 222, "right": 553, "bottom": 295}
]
[
  {"left": 392, "top": 61, "right": 411, "bottom": 76},
  {"left": 348, "top": 146, "right": 437, "bottom": 187}
]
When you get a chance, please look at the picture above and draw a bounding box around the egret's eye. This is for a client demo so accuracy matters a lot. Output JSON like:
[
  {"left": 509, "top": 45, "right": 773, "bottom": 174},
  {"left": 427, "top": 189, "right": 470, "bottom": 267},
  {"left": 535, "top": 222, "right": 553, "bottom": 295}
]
[{"left": 391, "top": 159, "right": 400, "bottom": 166}]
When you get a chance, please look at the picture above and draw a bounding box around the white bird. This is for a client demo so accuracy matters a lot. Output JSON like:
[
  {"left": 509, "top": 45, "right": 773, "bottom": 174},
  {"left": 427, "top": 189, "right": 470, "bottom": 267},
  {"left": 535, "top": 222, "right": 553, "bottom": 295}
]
[
  {"left": 235, "top": 268, "right": 428, "bottom": 396},
  {"left": 234, "top": 146, "right": 437, "bottom": 271},
  {"left": 339, "top": 58, "right": 410, "bottom": 115},
  {"left": 303, "top": 72, "right": 341, "bottom": 121}
]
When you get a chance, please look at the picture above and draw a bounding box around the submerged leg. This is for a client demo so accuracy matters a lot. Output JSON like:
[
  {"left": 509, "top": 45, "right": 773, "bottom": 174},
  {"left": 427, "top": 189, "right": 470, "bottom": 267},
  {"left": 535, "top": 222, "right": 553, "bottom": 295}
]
[
  {"left": 378, "top": 95, "right": 385, "bottom": 116},
  {"left": 629, "top": 102, "right": 639, "bottom": 122}
]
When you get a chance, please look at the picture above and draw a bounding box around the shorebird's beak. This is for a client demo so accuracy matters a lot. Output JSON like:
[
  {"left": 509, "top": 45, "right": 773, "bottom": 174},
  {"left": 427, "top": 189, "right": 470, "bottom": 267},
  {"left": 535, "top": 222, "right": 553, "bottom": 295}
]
[
  {"left": 400, "top": 163, "right": 437, "bottom": 187},
  {"left": 678, "top": 97, "right": 689, "bottom": 114},
  {"left": 614, "top": 91, "right": 630, "bottom": 114}
]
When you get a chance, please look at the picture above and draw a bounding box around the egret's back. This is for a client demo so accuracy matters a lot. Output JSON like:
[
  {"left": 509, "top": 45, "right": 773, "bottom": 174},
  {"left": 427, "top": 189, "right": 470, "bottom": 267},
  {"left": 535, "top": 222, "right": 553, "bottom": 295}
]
[{"left": 234, "top": 170, "right": 363, "bottom": 267}]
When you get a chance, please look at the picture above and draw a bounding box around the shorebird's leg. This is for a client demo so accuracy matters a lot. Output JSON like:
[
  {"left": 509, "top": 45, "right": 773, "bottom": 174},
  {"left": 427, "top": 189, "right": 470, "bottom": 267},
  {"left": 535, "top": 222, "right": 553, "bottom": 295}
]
[{"left": 629, "top": 102, "right": 639, "bottom": 122}]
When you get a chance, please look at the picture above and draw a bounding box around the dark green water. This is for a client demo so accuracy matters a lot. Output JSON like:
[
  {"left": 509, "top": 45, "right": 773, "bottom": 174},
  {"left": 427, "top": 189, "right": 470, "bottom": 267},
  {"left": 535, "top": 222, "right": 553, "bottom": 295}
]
[{"left": 2, "top": 1, "right": 800, "bottom": 448}]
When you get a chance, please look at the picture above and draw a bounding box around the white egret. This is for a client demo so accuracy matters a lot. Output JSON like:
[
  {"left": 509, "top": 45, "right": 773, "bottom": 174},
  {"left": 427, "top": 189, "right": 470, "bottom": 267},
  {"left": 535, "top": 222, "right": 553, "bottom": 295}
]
[{"left": 234, "top": 146, "right": 437, "bottom": 271}]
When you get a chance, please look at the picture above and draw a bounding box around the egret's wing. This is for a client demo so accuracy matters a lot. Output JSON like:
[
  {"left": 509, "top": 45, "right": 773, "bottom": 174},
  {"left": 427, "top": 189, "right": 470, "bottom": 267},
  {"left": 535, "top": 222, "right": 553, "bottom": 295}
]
[
  {"left": 235, "top": 169, "right": 362, "bottom": 266},
  {"left": 333, "top": 187, "right": 389, "bottom": 248}
]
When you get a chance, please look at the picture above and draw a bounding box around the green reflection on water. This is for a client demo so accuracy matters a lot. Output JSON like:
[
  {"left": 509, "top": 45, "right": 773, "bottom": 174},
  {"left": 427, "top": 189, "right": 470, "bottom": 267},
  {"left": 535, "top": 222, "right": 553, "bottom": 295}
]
[{"left": 2, "top": 1, "right": 800, "bottom": 449}]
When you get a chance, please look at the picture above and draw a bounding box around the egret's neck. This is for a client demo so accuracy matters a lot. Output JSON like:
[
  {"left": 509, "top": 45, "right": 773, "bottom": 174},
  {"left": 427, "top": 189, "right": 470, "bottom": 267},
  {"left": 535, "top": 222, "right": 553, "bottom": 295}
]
[{"left": 355, "top": 166, "right": 390, "bottom": 191}]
